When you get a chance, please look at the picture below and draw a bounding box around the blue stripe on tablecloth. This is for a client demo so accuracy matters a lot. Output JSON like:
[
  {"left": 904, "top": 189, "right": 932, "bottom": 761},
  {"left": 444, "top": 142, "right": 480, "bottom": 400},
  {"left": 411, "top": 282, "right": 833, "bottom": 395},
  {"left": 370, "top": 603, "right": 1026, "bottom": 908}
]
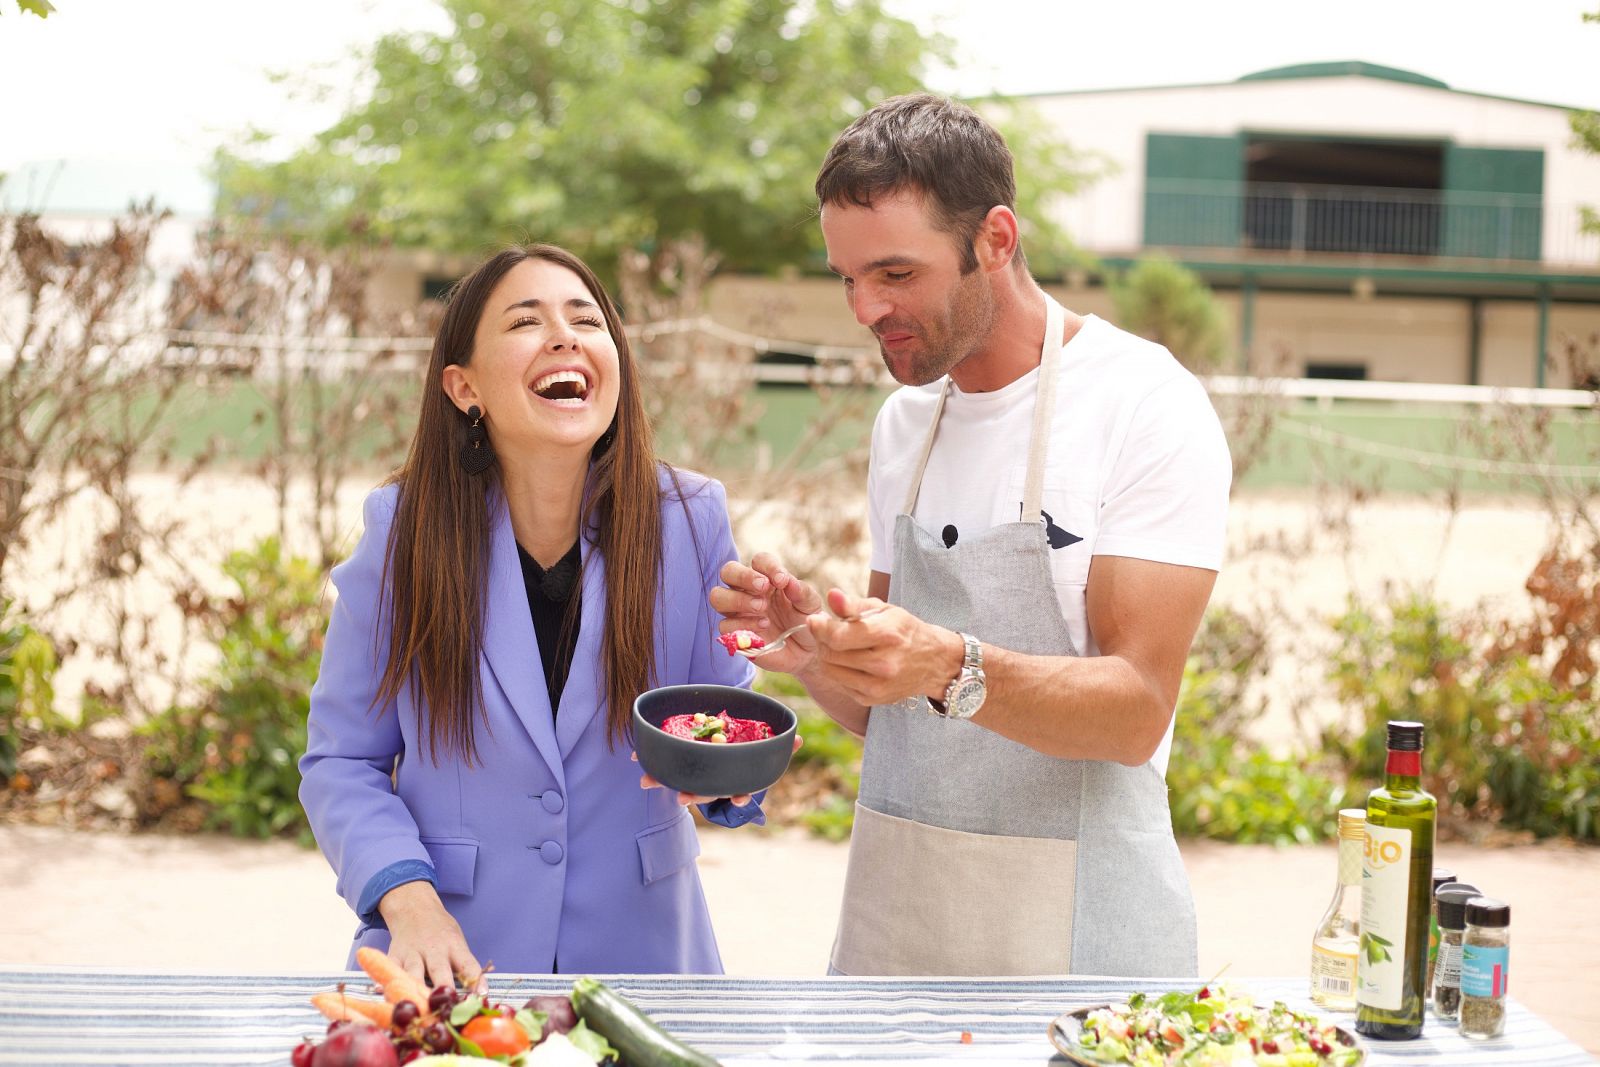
[{"left": 0, "top": 971, "right": 1591, "bottom": 1066}]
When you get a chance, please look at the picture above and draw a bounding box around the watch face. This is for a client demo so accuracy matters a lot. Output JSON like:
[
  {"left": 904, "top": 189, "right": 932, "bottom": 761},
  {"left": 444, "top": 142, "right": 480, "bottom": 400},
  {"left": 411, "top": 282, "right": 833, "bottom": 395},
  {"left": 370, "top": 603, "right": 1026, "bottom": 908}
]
[{"left": 949, "top": 675, "right": 986, "bottom": 719}]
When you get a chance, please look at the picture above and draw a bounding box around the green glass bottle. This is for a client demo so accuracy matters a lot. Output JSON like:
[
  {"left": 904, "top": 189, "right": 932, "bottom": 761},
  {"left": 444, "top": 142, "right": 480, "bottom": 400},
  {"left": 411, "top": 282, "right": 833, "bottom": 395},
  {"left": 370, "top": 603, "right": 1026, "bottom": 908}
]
[{"left": 1356, "top": 721, "right": 1437, "bottom": 1040}]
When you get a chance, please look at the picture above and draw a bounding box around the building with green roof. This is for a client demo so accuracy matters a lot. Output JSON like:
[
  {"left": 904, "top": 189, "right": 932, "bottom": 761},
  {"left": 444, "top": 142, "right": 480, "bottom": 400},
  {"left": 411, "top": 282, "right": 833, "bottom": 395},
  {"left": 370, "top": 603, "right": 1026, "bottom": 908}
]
[{"left": 704, "top": 61, "right": 1600, "bottom": 389}]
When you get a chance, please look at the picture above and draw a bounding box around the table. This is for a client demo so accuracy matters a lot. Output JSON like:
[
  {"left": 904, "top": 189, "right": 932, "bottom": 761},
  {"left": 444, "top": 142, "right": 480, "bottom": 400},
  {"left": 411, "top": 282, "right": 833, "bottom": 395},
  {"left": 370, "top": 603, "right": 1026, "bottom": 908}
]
[{"left": 0, "top": 970, "right": 1593, "bottom": 1065}]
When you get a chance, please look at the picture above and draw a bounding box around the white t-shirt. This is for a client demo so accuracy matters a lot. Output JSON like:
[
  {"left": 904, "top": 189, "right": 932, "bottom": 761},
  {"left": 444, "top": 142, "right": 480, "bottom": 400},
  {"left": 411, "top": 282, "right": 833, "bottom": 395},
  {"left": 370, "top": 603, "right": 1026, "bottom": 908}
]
[{"left": 866, "top": 313, "right": 1232, "bottom": 777}]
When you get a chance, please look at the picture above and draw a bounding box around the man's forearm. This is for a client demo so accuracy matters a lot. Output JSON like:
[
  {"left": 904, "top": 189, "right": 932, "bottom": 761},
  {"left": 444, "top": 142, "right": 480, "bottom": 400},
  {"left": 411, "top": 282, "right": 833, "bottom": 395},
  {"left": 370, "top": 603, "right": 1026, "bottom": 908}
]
[
  {"left": 795, "top": 663, "right": 871, "bottom": 737},
  {"left": 972, "top": 645, "right": 1173, "bottom": 766}
]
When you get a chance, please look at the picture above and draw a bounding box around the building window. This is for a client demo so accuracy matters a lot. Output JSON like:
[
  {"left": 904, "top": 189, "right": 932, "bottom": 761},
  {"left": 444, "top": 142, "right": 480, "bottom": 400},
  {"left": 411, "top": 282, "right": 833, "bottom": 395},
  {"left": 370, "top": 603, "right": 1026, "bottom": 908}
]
[
  {"left": 1244, "top": 137, "right": 1445, "bottom": 257},
  {"left": 422, "top": 275, "right": 457, "bottom": 302},
  {"left": 1305, "top": 361, "right": 1368, "bottom": 381}
]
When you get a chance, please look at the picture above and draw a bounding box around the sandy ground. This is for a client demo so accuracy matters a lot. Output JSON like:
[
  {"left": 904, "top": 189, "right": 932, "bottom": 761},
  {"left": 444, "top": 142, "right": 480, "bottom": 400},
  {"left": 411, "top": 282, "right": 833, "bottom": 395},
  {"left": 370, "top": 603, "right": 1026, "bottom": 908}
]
[{"left": 1, "top": 824, "right": 1594, "bottom": 1055}]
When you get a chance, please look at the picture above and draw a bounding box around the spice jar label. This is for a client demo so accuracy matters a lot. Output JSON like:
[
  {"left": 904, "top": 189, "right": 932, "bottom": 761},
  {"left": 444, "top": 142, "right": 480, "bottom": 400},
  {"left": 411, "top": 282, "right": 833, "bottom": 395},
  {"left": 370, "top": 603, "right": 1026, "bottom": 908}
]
[
  {"left": 1462, "top": 944, "right": 1509, "bottom": 997},
  {"left": 1436, "top": 939, "right": 1463, "bottom": 986},
  {"left": 1357, "top": 822, "right": 1413, "bottom": 1011}
]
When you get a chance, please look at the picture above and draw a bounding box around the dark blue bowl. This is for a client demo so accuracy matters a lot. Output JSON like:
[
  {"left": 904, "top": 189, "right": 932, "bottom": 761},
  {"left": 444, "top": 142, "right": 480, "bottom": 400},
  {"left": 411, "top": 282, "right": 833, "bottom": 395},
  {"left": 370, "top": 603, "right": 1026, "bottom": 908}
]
[{"left": 633, "top": 684, "right": 798, "bottom": 798}]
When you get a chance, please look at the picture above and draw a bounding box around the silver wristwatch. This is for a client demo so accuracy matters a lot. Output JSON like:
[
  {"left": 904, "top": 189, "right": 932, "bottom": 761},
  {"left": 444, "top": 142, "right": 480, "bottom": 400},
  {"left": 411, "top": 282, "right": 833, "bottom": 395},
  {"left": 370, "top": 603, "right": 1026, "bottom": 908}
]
[{"left": 930, "top": 632, "right": 986, "bottom": 720}]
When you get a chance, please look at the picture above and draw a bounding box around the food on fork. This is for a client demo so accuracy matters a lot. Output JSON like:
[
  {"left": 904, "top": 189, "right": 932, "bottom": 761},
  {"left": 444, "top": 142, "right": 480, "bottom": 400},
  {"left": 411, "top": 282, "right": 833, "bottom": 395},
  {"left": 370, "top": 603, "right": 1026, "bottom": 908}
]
[{"left": 715, "top": 630, "right": 765, "bottom": 655}]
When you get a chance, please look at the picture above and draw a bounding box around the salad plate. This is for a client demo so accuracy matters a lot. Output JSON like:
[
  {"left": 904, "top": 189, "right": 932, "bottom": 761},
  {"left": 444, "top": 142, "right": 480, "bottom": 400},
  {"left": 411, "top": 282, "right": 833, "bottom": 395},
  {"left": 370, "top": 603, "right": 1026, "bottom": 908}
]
[{"left": 1047, "top": 987, "right": 1365, "bottom": 1067}]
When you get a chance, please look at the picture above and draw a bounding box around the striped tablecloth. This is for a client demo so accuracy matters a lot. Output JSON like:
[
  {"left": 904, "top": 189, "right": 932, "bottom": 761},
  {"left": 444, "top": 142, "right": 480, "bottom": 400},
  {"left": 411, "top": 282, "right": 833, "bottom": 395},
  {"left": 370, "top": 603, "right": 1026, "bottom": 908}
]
[{"left": 0, "top": 970, "right": 1592, "bottom": 1066}]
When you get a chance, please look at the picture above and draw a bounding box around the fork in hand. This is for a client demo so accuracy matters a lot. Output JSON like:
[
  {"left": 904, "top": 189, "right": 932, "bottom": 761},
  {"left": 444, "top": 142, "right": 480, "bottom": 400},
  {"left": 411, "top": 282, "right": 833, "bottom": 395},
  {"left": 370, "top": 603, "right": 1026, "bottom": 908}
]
[{"left": 734, "top": 604, "right": 888, "bottom": 659}]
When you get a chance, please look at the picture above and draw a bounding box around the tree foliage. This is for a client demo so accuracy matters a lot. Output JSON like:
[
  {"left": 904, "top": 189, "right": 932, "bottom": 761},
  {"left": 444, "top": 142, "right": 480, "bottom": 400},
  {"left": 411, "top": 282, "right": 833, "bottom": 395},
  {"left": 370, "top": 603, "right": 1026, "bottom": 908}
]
[
  {"left": 1108, "top": 254, "right": 1232, "bottom": 372},
  {"left": 220, "top": 0, "right": 939, "bottom": 274},
  {"left": 1577, "top": 9, "right": 1600, "bottom": 236},
  {"left": 217, "top": 0, "right": 1096, "bottom": 282}
]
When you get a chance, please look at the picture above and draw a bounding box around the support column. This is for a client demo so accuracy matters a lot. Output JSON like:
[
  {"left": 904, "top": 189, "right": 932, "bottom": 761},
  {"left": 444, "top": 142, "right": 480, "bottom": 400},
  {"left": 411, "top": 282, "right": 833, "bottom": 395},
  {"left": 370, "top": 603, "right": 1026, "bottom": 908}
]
[
  {"left": 1467, "top": 298, "right": 1483, "bottom": 386},
  {"left": 1535, "top": 283, "right": 1550, "bottom": 389},
  {"left": 1239, "top": 273, "right": 1256, "bottom": 374}
]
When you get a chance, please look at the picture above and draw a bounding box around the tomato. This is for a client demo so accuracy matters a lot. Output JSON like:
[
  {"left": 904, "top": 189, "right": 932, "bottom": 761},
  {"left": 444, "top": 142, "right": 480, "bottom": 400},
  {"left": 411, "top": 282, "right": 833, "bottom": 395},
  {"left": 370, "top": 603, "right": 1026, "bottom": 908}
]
[{"left": 461, "top": 1013, "right": 532, "bottom": 1058}]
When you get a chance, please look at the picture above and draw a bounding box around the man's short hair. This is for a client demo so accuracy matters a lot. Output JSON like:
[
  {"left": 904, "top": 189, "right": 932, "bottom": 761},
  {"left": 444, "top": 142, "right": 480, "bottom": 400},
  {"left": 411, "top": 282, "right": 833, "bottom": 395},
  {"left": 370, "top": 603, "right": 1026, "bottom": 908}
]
[{"left": 815, "top": 92, "right": 1023, "bottom": 274}]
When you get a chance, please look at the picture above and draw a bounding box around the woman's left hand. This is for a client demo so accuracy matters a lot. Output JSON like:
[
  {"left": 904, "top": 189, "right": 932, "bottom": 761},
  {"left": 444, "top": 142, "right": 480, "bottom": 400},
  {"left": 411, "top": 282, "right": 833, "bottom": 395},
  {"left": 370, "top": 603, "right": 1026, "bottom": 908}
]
[{"left": 634, "top": 735, "right": 804, "bottom": 806}]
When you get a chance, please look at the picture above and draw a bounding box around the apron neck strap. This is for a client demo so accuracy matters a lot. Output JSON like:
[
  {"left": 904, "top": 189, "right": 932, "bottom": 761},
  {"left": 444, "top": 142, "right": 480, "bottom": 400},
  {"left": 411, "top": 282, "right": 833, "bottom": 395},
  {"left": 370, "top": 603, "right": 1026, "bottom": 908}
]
[
  {"left": 901, "top": 379, "right": 950, "bottom": 516},
  {"left": 901, "top": 295, "right": 1069, "bottom": 520},
  {"left": 1020, "top": 296, "right": 1066, "bottom": 521}
]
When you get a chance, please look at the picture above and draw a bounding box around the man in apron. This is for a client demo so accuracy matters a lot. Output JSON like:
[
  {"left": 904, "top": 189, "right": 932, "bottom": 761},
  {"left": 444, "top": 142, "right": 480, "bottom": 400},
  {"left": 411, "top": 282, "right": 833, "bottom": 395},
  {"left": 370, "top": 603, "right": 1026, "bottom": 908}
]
[{"left": 711, "top": 94, "right": 1231, "bottom": 977}]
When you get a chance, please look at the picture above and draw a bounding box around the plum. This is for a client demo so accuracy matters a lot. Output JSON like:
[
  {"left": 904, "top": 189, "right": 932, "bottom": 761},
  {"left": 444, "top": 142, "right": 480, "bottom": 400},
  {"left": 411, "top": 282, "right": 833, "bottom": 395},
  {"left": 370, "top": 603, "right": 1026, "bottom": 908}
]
[
  {"left": 522, "top": 993, "right": 579, "bottom": 1035},
  {"left": 311, "top": 1021, "right": 400, "bottom": 1067}
]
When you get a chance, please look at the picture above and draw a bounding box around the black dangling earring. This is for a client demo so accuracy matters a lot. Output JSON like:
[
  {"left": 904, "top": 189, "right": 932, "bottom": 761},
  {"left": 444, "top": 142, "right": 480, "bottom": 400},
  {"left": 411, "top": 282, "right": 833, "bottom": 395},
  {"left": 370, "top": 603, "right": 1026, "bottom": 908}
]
[
  {"left": 592, "top": 419, "right": 618, "bottom": 458},
  {"left": 458, "top": 404, "right": 495, "bottom": 475}
]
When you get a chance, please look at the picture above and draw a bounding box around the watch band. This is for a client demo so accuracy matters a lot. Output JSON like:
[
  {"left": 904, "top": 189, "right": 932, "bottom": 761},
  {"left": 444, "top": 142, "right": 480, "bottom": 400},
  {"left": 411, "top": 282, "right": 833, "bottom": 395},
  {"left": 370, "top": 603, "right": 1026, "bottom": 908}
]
[
  {"left": 960, "top": 632, "right": 982, "bottom": 671},
  {"left": 930, "top": 632, "right": 983, "bottom": 717}
]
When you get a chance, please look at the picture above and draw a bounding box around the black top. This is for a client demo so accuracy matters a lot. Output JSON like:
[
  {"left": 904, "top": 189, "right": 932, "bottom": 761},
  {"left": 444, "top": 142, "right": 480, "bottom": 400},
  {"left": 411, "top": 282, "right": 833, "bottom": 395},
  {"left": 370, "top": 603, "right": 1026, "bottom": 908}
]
[
  {"left": 1465, "top": 897, "right": 1511, "bottom": 928},
  {"left": 516, "top": 539, "right": 582, "bottom": 716}
]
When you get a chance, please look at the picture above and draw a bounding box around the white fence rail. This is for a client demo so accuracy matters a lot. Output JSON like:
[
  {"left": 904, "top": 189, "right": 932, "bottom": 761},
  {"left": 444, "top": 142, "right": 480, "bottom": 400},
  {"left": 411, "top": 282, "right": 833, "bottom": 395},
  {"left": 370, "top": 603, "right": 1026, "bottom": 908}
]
[
  {"left": 3, "top": 318, "right": 1598, "bottom": 407},
  {"left": 1203, "top": 375, "right": 1599, "bottom": 409}
]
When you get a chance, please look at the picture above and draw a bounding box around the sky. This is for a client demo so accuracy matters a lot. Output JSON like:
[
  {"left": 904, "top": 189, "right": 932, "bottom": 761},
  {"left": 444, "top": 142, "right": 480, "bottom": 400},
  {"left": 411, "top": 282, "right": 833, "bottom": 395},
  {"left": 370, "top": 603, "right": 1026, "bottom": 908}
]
[{"left": 0, "top": 0, "right": 1596, "bottom": 208}]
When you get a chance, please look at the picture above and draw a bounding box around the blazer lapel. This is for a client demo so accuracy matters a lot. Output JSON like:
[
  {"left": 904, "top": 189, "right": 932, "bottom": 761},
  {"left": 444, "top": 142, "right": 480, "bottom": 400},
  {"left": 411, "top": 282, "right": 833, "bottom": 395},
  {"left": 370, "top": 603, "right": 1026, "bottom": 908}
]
[
  {"left": 480, "top": 495, "right": 565, "bottom": 787},
  {"left": 555, "top": 534, "right": 606, "bottom": 758}
]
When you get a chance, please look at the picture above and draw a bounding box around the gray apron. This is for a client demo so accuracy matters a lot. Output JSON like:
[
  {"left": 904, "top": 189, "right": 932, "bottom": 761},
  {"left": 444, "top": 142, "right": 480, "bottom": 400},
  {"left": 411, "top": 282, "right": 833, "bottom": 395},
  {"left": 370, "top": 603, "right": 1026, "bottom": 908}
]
[{"left": 830, "top": 296, "right": 1198, "bottom": 978}]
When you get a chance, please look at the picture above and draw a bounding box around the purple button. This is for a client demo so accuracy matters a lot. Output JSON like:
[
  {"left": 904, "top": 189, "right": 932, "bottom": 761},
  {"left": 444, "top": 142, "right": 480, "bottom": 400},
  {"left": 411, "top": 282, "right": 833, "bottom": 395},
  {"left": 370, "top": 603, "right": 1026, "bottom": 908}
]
[
  {"left": 539, "top": 840, "right": 564, "bottom": 865},
  {"left": 540, "top": 790, "right": 564, "bottom": 814}
]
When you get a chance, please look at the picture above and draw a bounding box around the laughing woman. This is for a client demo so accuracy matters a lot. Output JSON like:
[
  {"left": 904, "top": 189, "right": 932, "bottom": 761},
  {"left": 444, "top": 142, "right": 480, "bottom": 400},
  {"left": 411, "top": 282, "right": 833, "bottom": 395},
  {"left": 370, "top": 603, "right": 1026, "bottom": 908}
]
[{"left": 299, "top": 245, "right": 760, "bottom": 987}]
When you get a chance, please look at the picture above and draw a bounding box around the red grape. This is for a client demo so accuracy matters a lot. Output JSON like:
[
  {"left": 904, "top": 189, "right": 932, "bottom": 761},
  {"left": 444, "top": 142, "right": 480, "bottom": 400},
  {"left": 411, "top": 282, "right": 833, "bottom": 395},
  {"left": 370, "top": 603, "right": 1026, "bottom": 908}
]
[
  {"left": 427, "top": 985, "right": 457, "bottom": 1016},
  {"left": 423, "top": 1022, "right": 454, "bottom": 1053},
  {"left": 391, "top": 1000, "right": 419, "bottom": 1030}
]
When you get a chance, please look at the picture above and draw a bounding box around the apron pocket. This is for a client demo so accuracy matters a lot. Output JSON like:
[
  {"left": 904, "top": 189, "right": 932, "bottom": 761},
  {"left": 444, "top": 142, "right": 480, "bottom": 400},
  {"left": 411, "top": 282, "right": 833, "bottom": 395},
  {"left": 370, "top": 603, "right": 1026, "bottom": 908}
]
[
  {"left": 1070, "top": 825, "right": 1198, "bottom": 978},
  {"left": 831, "top": 804, "right": 1077, "bottom": 976}
]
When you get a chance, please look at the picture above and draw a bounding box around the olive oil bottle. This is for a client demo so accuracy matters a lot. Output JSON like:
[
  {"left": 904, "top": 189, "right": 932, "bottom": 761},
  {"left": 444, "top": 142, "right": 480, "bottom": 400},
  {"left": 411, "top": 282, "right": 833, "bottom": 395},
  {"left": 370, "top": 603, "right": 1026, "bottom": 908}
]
[{"left": 1356, "top": 721, "right": 1437, "bottom": 1040}]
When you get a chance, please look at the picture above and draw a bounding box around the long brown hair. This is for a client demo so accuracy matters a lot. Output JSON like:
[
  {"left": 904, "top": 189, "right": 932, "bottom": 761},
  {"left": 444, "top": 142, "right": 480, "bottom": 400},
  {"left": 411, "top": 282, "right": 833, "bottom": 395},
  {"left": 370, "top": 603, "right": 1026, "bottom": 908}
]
[{"left": 375, "top": 244, "right": 663, "bottom": 763}]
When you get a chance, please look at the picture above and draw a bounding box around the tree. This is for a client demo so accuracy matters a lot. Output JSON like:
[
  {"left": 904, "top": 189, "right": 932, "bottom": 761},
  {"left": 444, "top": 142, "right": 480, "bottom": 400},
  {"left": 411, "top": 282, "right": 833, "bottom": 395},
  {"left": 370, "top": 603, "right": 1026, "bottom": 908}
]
[
  {"left": 0, "top": 207, "right": 229, "bottom": 717},
  {"left": 1108, "top": 254, "right": 1232, "bottom": 372},
  {"left": 5, "top": 0, "right": 54, "bottom": 16},
  {"left": 0, "top": 210, "right": 172, "bottom": 584},
  {"left": 220, "top": 0, "right": 936, "bottom": 274},
  {"left": 163, "top": 222, "right": 426, "bottom": 570},
  {"left": 1576, "top": 10, "right": 1600, "bottom": 237},
  {"left": 217, "top": 0, "right": 1094, "bottom": 284}
]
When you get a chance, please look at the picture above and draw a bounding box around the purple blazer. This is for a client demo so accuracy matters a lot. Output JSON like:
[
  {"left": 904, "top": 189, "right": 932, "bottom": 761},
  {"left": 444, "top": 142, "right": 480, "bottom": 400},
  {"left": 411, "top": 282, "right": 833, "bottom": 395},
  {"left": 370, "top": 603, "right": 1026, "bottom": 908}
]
[{"left": 299, "top": 467, "right": 754, "bottom": 974}]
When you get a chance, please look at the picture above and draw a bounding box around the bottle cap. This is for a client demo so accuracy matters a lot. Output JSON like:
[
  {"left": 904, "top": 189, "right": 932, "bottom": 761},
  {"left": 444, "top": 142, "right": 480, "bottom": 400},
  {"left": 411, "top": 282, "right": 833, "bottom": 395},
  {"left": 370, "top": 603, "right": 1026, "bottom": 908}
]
[
  {"left": 1337, "top": 808, "right": 1366, "bottom": 839},
  {"left": 1466, "top": 897, "right": 1511, "bottom": 928},
  {"left": 1431, "top": 867, "right": 1456, "bottom": 894},
  {"left": 1435, "top": 883, "right": 1482, "bottom": 929},
  {"left": 1386, "top": 720, "right": 1425, "bottom": 751}
]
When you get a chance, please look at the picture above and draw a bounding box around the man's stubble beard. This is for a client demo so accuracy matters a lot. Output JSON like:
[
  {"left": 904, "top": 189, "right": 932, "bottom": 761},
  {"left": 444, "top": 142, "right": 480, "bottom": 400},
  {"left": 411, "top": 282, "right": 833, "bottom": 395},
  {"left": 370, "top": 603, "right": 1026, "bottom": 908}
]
[{"left": 882, "top": 269, "right": 997, "bottom": 387}]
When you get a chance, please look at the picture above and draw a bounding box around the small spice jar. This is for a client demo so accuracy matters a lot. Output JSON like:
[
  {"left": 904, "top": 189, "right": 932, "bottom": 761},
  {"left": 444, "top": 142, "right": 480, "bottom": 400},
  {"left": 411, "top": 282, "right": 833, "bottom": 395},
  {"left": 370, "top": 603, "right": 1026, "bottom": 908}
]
[
  {"left": 1426, "top": 867, "right": 1456, "bottom": 999},
  {"left": 1431, "top": 882, "right": 1480, "bottom": 1021},
  {"left": 1460, "top": 897, "right": 1511, "bottom": 1040}
]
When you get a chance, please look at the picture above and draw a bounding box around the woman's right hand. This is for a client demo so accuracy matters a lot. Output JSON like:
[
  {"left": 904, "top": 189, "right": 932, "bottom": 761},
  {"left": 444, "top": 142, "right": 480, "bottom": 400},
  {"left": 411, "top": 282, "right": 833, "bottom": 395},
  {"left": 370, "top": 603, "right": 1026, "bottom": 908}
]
[
  {"left": 710, "top": 552, "right": 823, "bottom": 676},
  {"left": 376, "top": 881, "right": 487, "bottom": 995}
]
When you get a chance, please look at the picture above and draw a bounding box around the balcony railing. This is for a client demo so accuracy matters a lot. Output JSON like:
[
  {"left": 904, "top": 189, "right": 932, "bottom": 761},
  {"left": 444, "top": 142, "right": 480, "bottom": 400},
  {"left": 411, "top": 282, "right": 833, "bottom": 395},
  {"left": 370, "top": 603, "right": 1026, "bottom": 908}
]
[{"left": 1143, "top": 179, "right": 1600, "bottom": 267}]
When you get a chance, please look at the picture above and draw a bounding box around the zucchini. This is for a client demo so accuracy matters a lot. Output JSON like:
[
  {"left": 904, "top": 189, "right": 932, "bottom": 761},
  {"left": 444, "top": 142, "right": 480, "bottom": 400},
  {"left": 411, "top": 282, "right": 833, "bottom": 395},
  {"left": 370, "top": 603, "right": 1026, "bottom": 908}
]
[{"left": 570, "top": 977, "right": 722, "bottom": 1067}]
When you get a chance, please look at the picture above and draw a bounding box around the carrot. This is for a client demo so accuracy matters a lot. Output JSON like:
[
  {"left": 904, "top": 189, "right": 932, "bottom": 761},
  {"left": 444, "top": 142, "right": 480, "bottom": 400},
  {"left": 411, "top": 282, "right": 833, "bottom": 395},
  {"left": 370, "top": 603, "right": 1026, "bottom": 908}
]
[
  {"left": 356, "top": 946, "right": 434, "bottom": 1017},
  {"left": 311, "top": 991, "right": 393, "bottom": 1029}
]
